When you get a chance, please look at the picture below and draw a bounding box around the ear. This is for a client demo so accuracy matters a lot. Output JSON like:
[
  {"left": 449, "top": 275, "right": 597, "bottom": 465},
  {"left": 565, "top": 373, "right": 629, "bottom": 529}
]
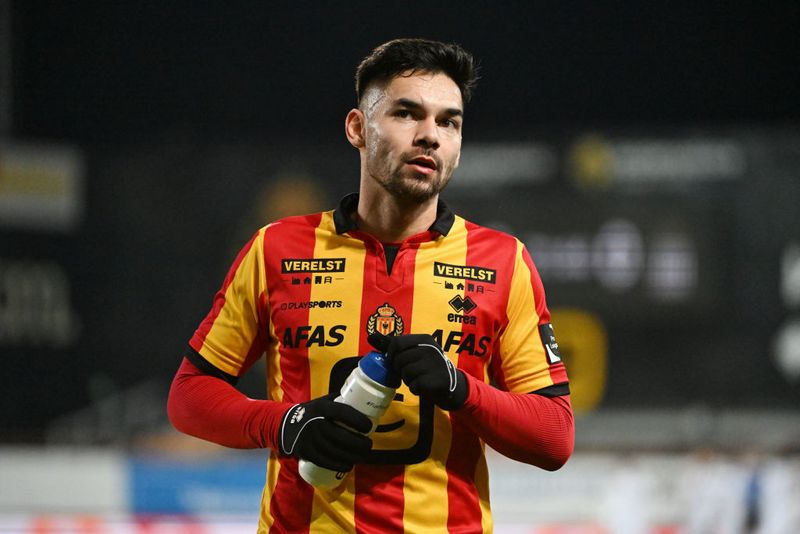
[{"left": 345, "top": 108, "right": 366, "bottom": 148}]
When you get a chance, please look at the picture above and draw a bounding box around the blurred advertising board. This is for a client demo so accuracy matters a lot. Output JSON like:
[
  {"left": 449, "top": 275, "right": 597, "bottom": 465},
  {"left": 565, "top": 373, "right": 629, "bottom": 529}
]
[
  {"left": 2, "top": 129, "right": 799, "bottom": 439},
  {"left": 129, "top": 455, "right": 266, "bottom": 514},
  {"left": 0, "top": 142, "right": 84, "bottom": 232},
  {"left": 0, "top": 142, "right": 86, "bottom": 439},
  {"left": 448, "top": 129, "right": 800, "bottom": 410}
]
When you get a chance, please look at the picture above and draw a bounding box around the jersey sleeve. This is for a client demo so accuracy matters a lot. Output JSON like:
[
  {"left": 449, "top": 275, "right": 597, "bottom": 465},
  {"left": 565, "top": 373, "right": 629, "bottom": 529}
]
[
  {"left": 189, "top": 228, "right": 269, "bottom": 377},
  {"left": 493, "top": 240, "right": 569, "bottom": 393}
]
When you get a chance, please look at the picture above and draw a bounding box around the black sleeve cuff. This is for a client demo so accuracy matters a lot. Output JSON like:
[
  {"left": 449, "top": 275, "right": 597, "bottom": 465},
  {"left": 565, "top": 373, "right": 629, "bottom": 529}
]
[
  {"left": 530, "top": 383, "right": 570, "bottom": 397},
  {"left": 184, "top": 346, "right": 239, "bottom": 386}
]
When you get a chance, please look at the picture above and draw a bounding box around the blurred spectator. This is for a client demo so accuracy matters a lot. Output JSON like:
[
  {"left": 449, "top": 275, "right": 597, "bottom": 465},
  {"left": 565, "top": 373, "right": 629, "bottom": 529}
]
[
  {"left": 600, "top": 456, "right": 656, "bottom": 534},
  {"left": 756, "top": 456, "right": 800, "bottom": 534},
  {"left": 679, "top": 449, "right": 751, "bottom": 534}
]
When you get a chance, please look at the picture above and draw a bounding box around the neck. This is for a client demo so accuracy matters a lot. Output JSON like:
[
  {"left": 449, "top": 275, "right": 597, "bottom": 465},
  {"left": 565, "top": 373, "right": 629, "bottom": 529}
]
[{"left": 356, "top": 183, "right": 438, "bottom": 243}]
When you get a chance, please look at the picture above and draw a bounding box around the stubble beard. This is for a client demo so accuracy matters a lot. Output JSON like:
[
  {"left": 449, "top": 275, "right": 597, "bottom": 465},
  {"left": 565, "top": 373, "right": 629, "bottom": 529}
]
[{"left": 368, "top": 151, "right": 454, "bottom": 204}]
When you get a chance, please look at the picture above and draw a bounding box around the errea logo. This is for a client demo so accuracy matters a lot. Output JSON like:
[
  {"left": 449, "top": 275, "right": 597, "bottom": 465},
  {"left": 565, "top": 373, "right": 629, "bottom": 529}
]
[
  {"left": 448, "top": 295, "right": 477, "bottom": 314},
  {"left": 448, "top": 295, "right": 479, "bottom": 325}
]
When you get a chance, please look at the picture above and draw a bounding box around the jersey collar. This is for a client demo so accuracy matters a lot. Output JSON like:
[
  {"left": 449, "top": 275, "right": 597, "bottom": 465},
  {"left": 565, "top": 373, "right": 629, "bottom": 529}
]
[{"left": 333, "top": 192, "right": 455, "bottom": 237}]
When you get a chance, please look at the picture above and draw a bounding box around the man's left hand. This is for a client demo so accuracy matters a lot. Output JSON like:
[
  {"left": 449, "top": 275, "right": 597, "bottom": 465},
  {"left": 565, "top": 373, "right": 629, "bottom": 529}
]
[{"left": 369, "top": 333, "right": 467, "bottom": 410}]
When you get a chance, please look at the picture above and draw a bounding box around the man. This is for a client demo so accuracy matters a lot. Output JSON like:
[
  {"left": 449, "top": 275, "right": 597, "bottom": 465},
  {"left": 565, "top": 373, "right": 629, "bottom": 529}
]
[{"left": 168, "top": 38, "right": 573, "bottom": 533}]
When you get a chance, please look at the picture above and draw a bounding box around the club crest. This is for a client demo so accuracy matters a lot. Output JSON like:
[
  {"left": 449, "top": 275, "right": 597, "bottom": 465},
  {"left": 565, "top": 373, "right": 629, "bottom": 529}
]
[{"left": 367, "top": 302, "right": 404, "bottom": 337}]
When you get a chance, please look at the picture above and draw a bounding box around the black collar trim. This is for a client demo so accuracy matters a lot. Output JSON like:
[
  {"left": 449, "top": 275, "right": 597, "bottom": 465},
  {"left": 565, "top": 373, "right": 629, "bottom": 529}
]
[{"left": 332, "top": 192, "right": 455, "bottom": 237}]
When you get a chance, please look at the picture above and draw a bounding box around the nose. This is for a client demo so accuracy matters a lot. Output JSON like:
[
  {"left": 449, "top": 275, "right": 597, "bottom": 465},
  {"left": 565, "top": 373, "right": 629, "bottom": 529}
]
[{"left": 413, "top": 117, "right": 439, "bottom": 150}]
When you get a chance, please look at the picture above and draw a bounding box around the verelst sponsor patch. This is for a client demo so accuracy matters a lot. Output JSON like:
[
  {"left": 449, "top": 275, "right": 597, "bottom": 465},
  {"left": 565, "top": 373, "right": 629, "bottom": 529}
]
[
  {"left": 281, "top": 258, "right": 346, "bottom": 273},
  {"left": 433, "top": 261, "right": 497, "bottom": 283}
]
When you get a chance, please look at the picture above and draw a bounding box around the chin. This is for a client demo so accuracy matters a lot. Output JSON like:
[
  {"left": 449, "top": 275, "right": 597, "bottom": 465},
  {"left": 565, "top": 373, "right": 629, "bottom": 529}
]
[
  {"left": 385, "top": 182, "right": 436, "bottom": 204},
  {"left": 403, "top": 175, "right": 438, "bottom": 192},
  {"left": 380, "top": 168, "right": 450, "bottom": 203}
]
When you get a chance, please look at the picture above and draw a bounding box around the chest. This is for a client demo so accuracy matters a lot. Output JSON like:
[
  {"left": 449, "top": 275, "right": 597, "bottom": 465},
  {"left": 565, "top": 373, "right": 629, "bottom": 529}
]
[{"left": 264, "top": 239, "right": 509, "bottom": 362}]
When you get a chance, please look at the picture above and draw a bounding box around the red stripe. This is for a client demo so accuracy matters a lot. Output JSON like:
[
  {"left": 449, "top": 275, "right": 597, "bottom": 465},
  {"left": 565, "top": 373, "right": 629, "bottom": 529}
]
[
  {"left": 266, "top": 214, "right": 321, "bottom": 534},
  {"left": 353, "top": 238, "right": 416, "bottom": 533},
  {"left": 445, "top": 221, "right": 505, "bottom": 530},
  {"left": 445, "top": 413, "right": 483, "bottom": 532},
  {"left": 190, "top": 231, "right": 260, "bottom": 351}
]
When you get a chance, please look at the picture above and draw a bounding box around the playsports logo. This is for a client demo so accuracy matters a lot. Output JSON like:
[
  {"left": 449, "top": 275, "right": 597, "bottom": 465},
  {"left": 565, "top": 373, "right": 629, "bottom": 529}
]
[{"left": 280, "top": 300, "right": 343, "bottom": 310}]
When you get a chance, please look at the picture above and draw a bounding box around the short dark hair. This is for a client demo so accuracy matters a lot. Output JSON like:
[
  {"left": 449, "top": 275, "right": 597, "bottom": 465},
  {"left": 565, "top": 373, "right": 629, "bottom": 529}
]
[{"left": 355, "top": 38, "right": 478, "bottom": 106}]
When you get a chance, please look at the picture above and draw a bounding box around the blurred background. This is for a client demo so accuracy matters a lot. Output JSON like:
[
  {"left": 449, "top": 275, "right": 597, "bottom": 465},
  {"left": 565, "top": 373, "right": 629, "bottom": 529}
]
[{"left": 1, "top": 2, "right": 799, "bottom": 533}]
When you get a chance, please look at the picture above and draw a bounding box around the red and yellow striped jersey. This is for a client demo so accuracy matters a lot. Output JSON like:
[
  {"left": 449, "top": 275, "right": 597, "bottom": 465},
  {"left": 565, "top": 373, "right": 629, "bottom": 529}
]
[{"left": 189, "top": 193, "right": 568, "bottom": 533}]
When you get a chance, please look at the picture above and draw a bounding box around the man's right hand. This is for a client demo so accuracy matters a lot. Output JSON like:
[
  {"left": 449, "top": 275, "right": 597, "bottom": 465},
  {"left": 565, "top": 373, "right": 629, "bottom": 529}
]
[{"left": 278, "top": 396, "right": 373, "bottom": 472}]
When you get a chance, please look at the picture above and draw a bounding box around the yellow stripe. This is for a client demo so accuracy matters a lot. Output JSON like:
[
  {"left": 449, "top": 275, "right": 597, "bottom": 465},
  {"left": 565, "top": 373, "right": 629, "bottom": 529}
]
[
  {"left": 309, "top": 477, "right": 358, "bottom": 534},
  {"left": 258, "top": 453, "right": 281, "bottom": 532},
  {"left": 475, "top": 447, "right": 492, "bottom": 533},
  {"left": 266, "top": 317, "right": 284, "bottom": 402},
  {"left": 497, "top": 240, "right": 553, "bottom": 392},
  {"left": 259, "top": 222, "right": 288, "bottom": 531},
  {"left": 308, "top": 211, "right": 365, "bottom": 534},
  {"left": 258, "top": 226, "right": 285, "bottom": 402},
  {"left": 402, "top": 217, "right": 469, "bottom": 533},
  {"left": 201, "top": 228, "right": 267, "bottom": 376}
]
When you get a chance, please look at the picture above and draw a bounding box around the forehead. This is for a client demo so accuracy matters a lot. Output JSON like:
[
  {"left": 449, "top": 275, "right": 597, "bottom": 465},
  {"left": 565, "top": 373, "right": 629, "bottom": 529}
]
[{"left": 367, "top": 71, "right": 463, "bottom": 111}]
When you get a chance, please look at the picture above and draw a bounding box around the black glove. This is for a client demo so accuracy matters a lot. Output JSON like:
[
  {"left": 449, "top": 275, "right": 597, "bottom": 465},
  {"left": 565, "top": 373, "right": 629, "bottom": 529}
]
[
  {"left": 369, "top": 332, "right": 468, "bottom": 410},
  {"left": 279, "top": 396, "right": 373, "bottom": 472}
]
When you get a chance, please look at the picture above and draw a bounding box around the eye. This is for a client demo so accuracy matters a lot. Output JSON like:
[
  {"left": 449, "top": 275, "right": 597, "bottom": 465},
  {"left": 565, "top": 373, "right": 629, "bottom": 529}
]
[
  {"left": 394, "top": 109, "right": 412, "bottom": 119},
  {"left": 441, "top": 118, "right": 460, "bottom": 129}
]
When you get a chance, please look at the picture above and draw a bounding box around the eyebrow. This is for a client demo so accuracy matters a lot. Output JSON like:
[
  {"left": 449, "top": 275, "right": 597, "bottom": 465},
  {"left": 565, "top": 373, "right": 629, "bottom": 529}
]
[{"left": 395, "top": 98, "right": 463, "bottom": 118}]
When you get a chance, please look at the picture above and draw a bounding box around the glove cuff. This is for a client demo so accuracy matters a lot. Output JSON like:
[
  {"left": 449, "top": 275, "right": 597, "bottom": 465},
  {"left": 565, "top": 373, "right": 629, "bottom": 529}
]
[{"left": 438, "top": 370, "right": 468, "bottom": 411}]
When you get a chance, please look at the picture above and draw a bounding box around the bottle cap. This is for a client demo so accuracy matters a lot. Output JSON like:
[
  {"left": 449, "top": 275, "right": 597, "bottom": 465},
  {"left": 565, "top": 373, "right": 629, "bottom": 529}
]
[{"left": 359, "top": 351, "right": 401, "bottom": 388}]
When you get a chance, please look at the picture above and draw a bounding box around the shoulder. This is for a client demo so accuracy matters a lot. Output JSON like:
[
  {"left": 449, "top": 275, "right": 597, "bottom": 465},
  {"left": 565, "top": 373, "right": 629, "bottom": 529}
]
[
  {"left": 260, "top": 211, "right": 330, "bottom": 238},
  {"left": 456, "top": 215, "right": 524, "bottom": 253}
]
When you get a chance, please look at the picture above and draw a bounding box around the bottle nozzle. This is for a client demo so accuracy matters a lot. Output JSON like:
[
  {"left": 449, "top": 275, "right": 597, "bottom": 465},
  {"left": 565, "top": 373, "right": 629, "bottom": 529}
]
[{"left": 359, "top": 350, "right": 401, "bottom": 388}]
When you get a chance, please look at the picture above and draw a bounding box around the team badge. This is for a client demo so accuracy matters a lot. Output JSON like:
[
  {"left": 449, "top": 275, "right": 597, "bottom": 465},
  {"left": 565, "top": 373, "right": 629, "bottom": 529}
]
[{"left": 367, "top": 303, "right": 404, "bottom": 337}]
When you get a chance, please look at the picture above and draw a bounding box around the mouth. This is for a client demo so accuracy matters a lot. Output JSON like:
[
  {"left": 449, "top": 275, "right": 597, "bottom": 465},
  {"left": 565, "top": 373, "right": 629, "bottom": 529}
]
[{"left": 406, "top": 156, "right": 438, "bottom": 175}]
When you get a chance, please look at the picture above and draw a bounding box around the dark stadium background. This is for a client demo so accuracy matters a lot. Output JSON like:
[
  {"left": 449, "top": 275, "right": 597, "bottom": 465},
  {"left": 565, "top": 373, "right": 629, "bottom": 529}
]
[
  {"left": 3, "top": 1, "right": 799, "bottom": 441},
  {"left": 11, "top": 3, "right": 800, "bottom": 142},
  {"left": 3, "top": 2, "right": 800, "bottom": 530}
]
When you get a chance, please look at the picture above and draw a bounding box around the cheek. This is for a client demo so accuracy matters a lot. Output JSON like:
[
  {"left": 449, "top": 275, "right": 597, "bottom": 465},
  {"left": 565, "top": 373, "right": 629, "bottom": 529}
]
[
  {"left": 367, "top": 127, "right": 399, "bottom": 160},
  {"left": 364, "top": 125, "right": 383, "bottom": 160},
  {"left": 445, "top": 142, "right": 462, "bottom": 170},
  {"left": 367, "top": 137, "right": 389, "bottom": 163}
]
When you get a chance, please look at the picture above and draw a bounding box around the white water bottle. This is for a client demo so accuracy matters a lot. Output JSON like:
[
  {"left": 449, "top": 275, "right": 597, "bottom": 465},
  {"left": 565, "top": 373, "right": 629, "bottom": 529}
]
[{"left": 298, "top": 351, "right": 400, "bottom": 489}]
